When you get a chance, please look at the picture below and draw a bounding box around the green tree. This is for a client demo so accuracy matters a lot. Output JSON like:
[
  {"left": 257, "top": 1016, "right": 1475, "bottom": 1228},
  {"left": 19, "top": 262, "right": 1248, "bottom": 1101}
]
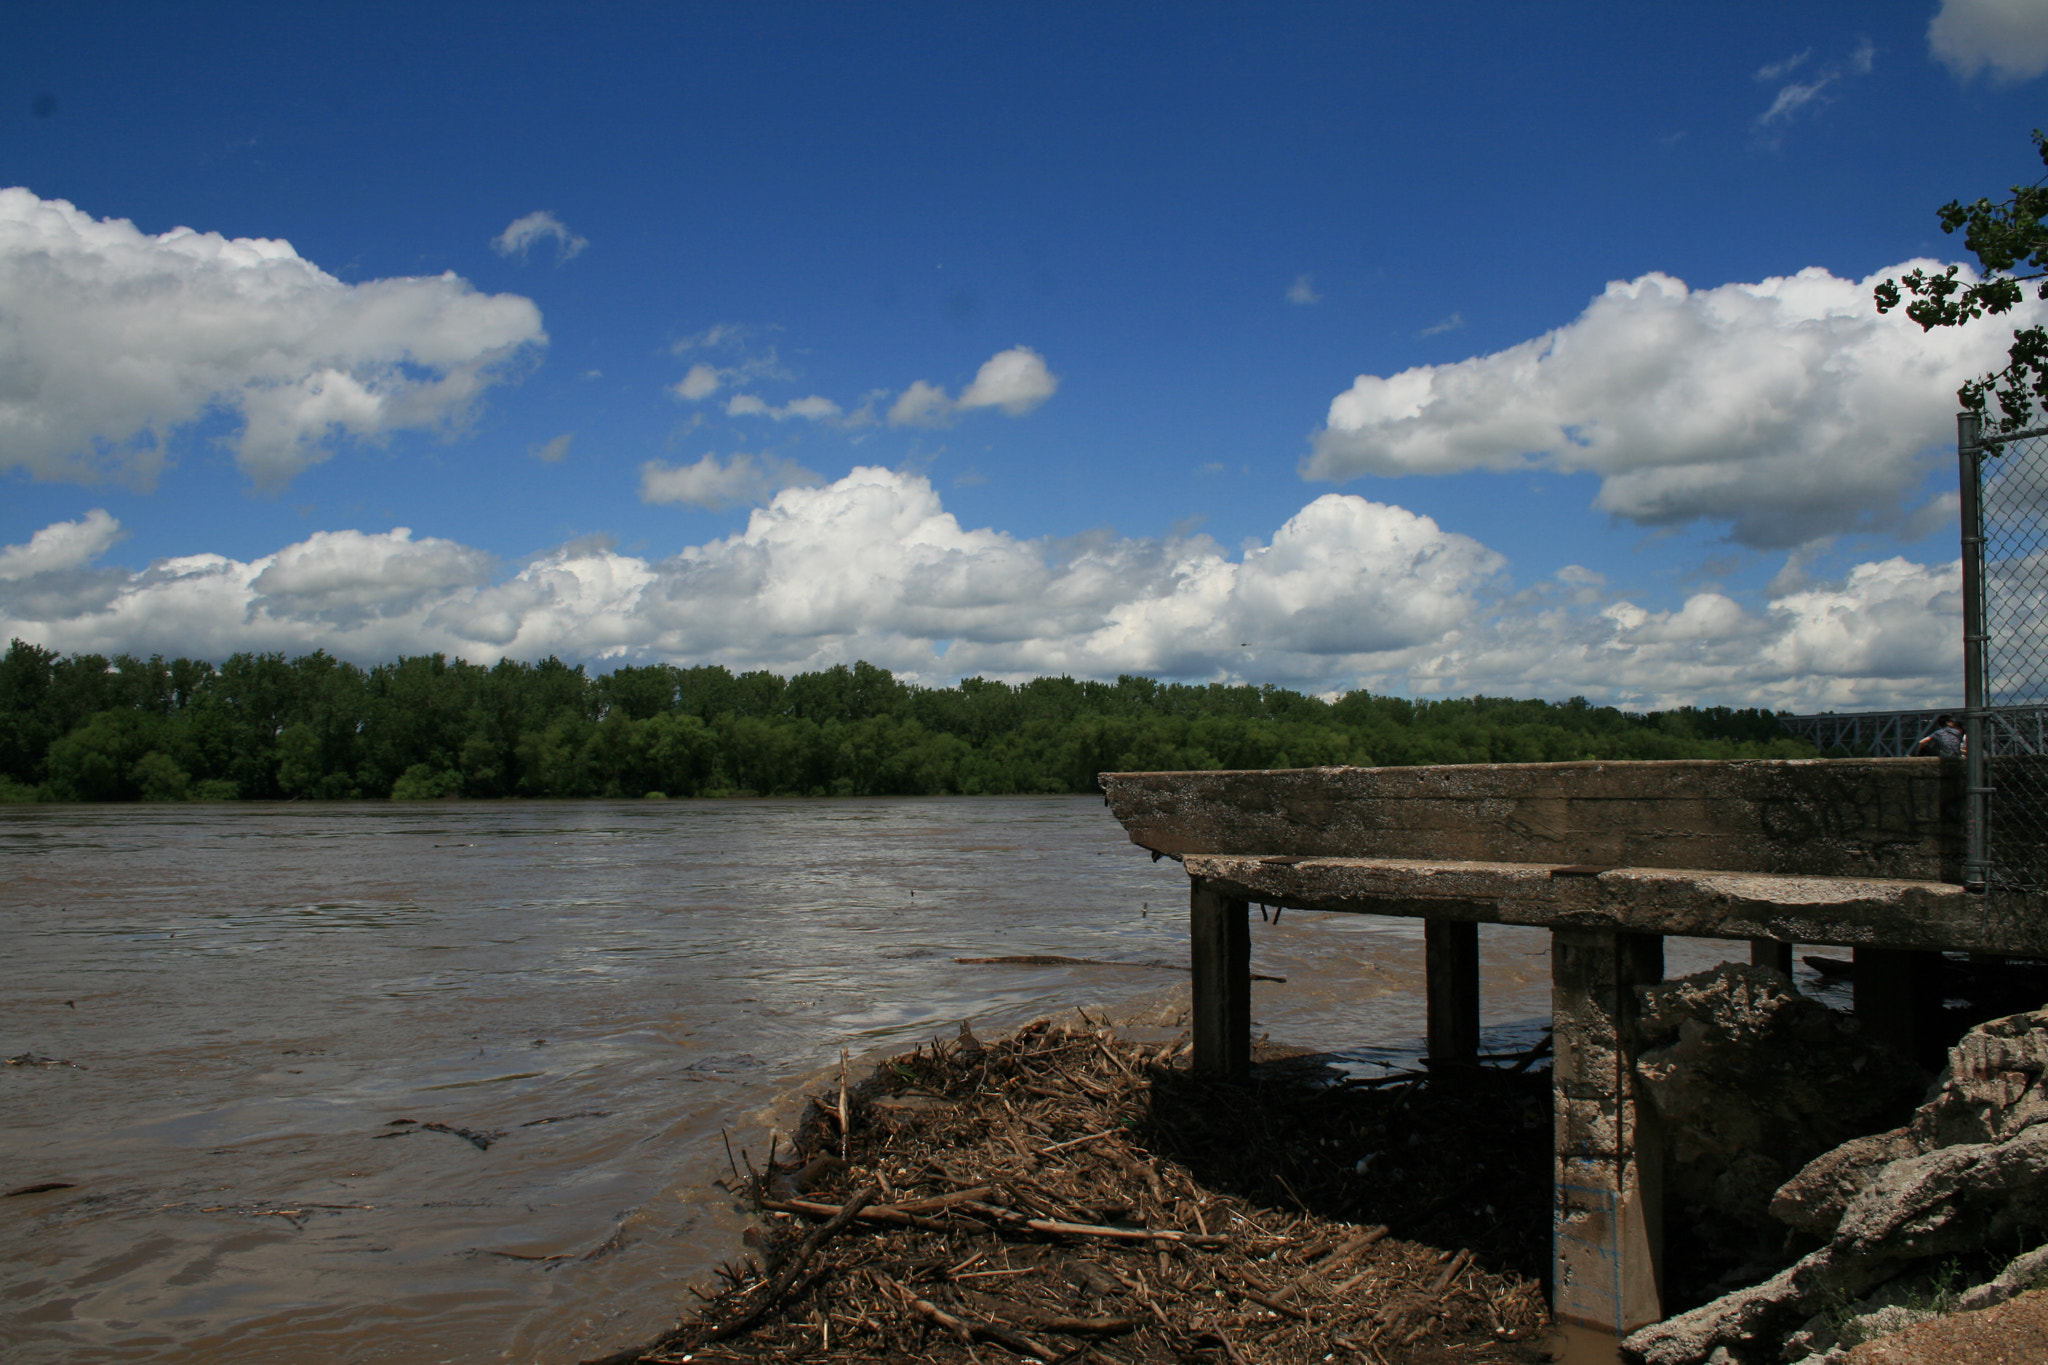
[
  {"left": 0, "top": 639, "right": 60, "bottom": 785},
  {"left": 643, "top": 711, "right": 713, "bottom": 795},
  {"left": 131, "top": 751, "right": 192, "bottom": 802},
  {"left": 45, "top": 710, "right": 180, "bottom": 801},
  {"left": 275, "top": 722, "right": 322, "bottom": 797},
  {"left": 0, "top": 638, "right": 1824, "bottom": 803},
  {"left": 517, "top": 714, "right": 597, "bottom": 797},
  {"left": 1876, "top": 129, "right": 2048, "bottom": 432},
  {"left": 390, "top": 762, "right": 461, "bottom": 800},
  {"left": 595, "top": 664, "right": 680, "bottom": 721}
]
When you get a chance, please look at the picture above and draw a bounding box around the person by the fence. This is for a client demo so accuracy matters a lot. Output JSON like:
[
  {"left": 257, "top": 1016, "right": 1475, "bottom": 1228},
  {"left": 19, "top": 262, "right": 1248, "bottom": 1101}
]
[{"left": 1914, "top": 714, "right": 1966, "bottom": 757}]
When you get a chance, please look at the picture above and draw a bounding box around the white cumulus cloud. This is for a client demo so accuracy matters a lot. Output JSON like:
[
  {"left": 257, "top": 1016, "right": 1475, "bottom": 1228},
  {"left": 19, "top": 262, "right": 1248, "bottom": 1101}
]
[
  {"left": 958, "top": 346, "right": 1059, "bottom": 415},
  {"left": 490, "top": 210, "right": 587, "bottom": 262},
  {"left": 0, "top": 188, "right": 547, "bottom": 489},
  {"left": 1388, "top": 559, "right": 1962, "bottom": 712},
  {"left": 0, "top": 476, "right": 1968, "bottom": 711},
  {"left": 724, "top": 393, "right": 848, "bottom": 423},
  {"left": 0, "top": 474, "right": 1493, "bottom": 688},
  {"left": 782, "top": 395, "right": 846, "bottom": 422},
  {"left": 1306, "top": 262, "right": 2040, "bottom": 548},
  {"left": 888, "top": 380, "right": 955, "bottom": 428},
  {"left": 616, "top": 471, "right": 1499, "bottom": 681},
  {"left": 249, "top": 527, "right": 495, "bottom": 625},
  {"left": 0, "top": 509, "right": 121, "bottom": 581},
  {"left": 673, "top": 363, "right": 723, "bottom": 401},
  {"left": 639, "top": 452, "right": 823, "bottom": 511},
  {"left": 1930, "top": 0, "right": 2048, "bottom": 82},
  {"left": 890, "top": 347, "right": 1059, "bottom": 426},
  {"left": 676, "top": 343, "right": 1052, "bottom": 430}
]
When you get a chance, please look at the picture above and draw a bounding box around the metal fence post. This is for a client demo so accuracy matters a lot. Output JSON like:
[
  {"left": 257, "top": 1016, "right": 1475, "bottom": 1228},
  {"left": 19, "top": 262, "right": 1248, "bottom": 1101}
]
[{"left": 1959, "top": 410, "right": 1989, "bottom": 889}]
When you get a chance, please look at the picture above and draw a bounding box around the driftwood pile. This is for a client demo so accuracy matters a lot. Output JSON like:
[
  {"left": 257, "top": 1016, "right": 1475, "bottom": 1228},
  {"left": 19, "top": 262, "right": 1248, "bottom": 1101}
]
[{"left": 589, "top": 1015, "right": 1555, "bottom": 1365}]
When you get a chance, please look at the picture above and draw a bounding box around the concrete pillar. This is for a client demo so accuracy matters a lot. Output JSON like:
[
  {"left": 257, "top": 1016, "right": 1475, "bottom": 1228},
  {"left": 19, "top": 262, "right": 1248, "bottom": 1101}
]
[
  {"left": 1552, "top": 928, "right": 1665, "bottom": 1336},
  {"left": 1750, "top": 938, "right": 1794, "bottom": 977},
  {"left": 1189, "top": 883, "right": 1249, "bottom": 1080},
  {"left": 1854, "top": 947, "right": 1943, "bottom": 1064},
  {"left": 1425, "top": 918, "right": 1480, "bottom": 1067}
]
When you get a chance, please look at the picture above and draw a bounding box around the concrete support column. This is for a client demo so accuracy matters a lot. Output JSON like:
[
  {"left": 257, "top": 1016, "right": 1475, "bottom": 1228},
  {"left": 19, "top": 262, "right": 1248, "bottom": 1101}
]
[
  {"left": 1552, "top": 929, "right": 1665, "bottom": 1336},
  {"left": 1425, "top": 918, "right": 1480, "bottom": 1067},
  {"left": 1750, "top": 938, "right": 1794, "bottom": 977},
  {"left": 1189, "top": 882, "right": 1249, "bottom": 1080},
  {"left": 1854, "top": 947, "right": 1943, "bottom": 1064}
]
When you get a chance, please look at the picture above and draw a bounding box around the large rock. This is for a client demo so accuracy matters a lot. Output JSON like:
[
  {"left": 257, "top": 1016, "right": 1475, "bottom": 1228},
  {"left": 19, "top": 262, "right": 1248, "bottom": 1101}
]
[
  {"left": 1633, "top": 963, "right": 1923, "bottom": 1245},
  {"left": 1832, "top": 1124, "right": 2048, "bottom": 1258},
  {"left": 1956, "top": 1241, "right": 2048, "bottom": 1312},
  {"left": 1769, "top": 1130, "right": 1919, "bottom": 1238},
  {"left": 1909, "top": 1007, "right": 2048, "bottom": 1148},
  {"left": 1770, "top": 1005, "right": 2048, "bottom": 1240},
  {"left": 1626, "top": 1006, "right": 2048, "bottom": 1365}
]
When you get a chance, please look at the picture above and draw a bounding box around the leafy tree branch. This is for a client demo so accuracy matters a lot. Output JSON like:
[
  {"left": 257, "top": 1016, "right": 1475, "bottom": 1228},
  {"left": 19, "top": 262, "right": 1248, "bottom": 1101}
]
[{"left": 1875, "top": 129, "right": 2048, "bottom": 432}]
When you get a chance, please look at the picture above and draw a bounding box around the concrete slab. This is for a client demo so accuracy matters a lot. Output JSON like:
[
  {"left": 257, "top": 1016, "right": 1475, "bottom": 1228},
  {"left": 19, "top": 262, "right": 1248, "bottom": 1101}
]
[
  {"left": 1179, "top": 854, "right": 2048, "bottom": 956},
  {"left": 1102, "top": 759, "right": 1961, "bottom": 881}
]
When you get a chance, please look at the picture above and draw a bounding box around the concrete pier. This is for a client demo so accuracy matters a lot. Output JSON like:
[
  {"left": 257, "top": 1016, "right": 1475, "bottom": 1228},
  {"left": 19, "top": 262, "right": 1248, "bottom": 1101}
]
[
  {"left": 1099, "top": 757, "right": 2040, "bottom": 1337},
  {"left": 1425, "top": 918, "right": 1480, "bottom": 1067},
  {"left": 1552, "top": 928, "right": 1665, "bottom": 1332},
  {"left": 1188, "top": 886, "right": 1249, "bottom": 1079}
]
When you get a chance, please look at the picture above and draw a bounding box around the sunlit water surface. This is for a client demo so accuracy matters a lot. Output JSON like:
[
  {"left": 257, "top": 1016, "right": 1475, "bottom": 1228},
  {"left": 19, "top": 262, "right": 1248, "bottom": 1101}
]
[{"left": 2, "top": 797, "right": 1763, "bottom": 1363}]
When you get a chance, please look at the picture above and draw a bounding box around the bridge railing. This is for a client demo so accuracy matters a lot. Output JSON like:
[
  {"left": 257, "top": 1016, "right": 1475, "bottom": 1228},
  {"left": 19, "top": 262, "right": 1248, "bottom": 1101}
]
[{"left": 1777, "top": 705, "right": 2048, "bottom": 758}]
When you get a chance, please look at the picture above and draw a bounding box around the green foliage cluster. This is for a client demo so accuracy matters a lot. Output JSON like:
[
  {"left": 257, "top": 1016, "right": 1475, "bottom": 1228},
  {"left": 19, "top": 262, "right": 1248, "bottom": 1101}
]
[
  {"left": 0, "top": 638, "right": 1815, "bottom": 804},
  {"left": 1877, "top": 129, "right": 2048, "bottom": 431}
]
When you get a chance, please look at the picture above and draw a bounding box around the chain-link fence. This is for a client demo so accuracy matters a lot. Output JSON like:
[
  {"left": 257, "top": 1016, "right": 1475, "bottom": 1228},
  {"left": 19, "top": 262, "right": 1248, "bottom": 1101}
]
[{"left": 1968, "top": 421, "right": 2048, "bottom": 891}]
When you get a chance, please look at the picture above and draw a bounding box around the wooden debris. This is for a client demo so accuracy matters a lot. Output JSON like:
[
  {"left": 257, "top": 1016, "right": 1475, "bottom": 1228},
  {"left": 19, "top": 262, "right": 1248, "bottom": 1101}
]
[
  {"left": 707, "top": 1184, "right": 882, "bottom": 1342},
  {"left": 586, "top": 1018, "right": 1554, "bottom": 1365},
  {"left": 837, "top": 1048, "right": 851, "bottom": 1162}
]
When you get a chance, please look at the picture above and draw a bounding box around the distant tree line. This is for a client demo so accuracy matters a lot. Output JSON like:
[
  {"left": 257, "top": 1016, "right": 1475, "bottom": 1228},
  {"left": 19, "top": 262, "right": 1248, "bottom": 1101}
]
[{"left": 0, "top": 638, "right": 1818, "bottom": 803}]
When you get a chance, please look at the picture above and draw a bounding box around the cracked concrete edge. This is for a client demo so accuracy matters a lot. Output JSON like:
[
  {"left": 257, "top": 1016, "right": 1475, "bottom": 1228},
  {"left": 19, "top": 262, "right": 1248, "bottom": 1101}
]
[{"left": 1175, "top": 854, "right": 2043, "bottom": 955}]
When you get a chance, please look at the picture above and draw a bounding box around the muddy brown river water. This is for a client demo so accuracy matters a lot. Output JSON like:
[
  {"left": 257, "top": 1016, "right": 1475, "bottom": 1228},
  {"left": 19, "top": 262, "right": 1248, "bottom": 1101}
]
[{"left": 1, "top": 796, "right": 1769, "bottom": 1363}]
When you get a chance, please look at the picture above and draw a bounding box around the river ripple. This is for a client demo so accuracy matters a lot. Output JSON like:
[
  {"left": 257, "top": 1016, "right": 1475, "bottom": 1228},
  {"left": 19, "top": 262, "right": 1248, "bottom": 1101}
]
[{"left": 1, "top": 796, "right": 1746, "bottom": 1362}]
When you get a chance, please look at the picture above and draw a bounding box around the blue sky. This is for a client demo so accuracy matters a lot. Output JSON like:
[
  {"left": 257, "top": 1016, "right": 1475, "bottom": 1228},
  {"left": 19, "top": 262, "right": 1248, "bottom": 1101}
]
[{"left": 3, "top": 1, "right": 2046, "bottom": 708}]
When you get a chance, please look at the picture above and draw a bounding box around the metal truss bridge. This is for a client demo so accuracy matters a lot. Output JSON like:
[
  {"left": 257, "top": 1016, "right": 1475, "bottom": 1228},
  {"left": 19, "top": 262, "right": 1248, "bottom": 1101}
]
[{"left": 1778, "top": 706, "right": 2048, "bottom": 757}]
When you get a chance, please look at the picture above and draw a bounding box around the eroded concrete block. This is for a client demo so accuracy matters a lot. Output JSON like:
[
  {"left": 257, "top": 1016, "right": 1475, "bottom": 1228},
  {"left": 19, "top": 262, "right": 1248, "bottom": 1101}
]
[{"left": 1103, "top": 759, "right": 1960, "bottom": 880}]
